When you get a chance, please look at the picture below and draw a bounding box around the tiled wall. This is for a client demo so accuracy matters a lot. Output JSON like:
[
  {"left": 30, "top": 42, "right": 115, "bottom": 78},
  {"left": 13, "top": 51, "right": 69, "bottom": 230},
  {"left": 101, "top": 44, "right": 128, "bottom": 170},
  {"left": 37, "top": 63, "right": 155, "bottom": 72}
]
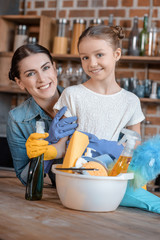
[{"left": 18, "top": 0, "right": 160, "bottom": 140}]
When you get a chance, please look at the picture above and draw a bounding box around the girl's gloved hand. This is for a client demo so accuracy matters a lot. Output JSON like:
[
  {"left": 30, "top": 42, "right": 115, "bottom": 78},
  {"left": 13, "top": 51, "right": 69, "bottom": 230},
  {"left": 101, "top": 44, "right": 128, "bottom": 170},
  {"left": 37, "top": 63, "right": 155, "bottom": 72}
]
[
  {"left": 26, "top": 133, "right": 57, "bottom": 160},
  {"left": 46, "top": 106, "right": 78, "bottom": 144},
  {"left": 80, "top": 131, "right": 124, "bottom": 160}
]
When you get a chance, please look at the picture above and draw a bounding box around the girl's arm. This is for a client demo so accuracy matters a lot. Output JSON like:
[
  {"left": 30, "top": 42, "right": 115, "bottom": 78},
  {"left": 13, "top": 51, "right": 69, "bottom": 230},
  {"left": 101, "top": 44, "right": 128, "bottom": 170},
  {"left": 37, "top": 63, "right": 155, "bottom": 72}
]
[
  {"left": 127, "top": 122, "right": 141, "bottom": 147},
  {"left": 52, "top": 136, "right": 68, "bottom": 159}
]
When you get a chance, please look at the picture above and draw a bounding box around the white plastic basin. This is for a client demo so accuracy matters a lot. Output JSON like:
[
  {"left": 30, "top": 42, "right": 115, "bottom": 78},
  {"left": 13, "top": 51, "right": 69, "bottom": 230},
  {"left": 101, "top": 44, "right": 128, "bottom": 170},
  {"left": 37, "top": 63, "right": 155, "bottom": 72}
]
[{"left": 52, "top": 164, "right": 134, "bottom": 212}]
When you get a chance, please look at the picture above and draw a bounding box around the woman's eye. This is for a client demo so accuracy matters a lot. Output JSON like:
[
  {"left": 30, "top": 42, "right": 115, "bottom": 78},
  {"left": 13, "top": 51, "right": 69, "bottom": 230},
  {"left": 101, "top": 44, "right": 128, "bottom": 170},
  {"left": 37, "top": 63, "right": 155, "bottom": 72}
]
[
  {"left": 27, "top": 72, "right": 35, "bottom": 77},
  {"left": 43, "top": 65, "right": 50, "bottom": 71}
]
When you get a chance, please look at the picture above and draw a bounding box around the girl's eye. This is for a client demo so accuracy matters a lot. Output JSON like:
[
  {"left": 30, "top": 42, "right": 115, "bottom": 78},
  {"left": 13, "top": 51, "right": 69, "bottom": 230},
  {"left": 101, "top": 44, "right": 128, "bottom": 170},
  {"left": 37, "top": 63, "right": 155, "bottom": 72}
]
[
  {"left": 82, "top": 56, "right": 88, "bottom": 61},
  {"left": 97, "top": 53, "right": 103, "bottom": 58}
]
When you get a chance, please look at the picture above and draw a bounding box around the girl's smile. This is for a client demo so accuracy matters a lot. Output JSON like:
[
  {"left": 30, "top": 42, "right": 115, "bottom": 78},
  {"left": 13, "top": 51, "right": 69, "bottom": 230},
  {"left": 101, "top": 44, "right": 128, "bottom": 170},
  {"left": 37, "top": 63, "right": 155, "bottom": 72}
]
[{"left": 89, "top": 67, "right": 103, "bottom": 74}]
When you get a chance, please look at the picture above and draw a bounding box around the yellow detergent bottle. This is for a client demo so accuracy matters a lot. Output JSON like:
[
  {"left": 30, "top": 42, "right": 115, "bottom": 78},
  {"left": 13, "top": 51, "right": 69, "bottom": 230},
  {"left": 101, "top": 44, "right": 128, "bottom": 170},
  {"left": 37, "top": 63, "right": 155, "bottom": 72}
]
[{"left": 109, "top": 129, "right": 141, "bottom": 176}]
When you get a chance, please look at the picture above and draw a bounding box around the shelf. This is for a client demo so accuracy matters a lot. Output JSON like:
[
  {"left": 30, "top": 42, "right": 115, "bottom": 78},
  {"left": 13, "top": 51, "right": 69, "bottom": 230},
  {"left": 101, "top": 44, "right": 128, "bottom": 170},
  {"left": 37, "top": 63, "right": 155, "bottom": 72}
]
[
  {"left": 0, "top": 52, "right": 13, "bottom": 57},
  {"left": 0, "top": 85, "right": 160, "bottom": 103},
  {"left": 0, "top": 85, "right": 27, "bottom": 94},
  {"left": 53, "top": 54, "right": 80, "bottom": 61},
  {"left": 1, "top": 52, "right": 160, "bottom": 64},
  {"left": 140, "top": 98, "right": 160, "bottom": 103},
  {"left": 1, "top": 15, "right": 42, "bottom": 25},
  {"left": 52, "top": 54, "right": 160, "bottom": 64},
  {"left": 120, "top": 55, "right": 160, "bottom": 64}
]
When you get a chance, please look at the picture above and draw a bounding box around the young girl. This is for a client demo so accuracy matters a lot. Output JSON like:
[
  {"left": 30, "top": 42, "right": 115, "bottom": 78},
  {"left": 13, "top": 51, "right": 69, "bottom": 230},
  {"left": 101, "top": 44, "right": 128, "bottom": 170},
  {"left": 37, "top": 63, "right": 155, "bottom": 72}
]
[
  {"left": 53, "top": 26, "right": 160, "bottom": 214},
  {"left": 54, "top": 25, "right": 145, "bottom": 142}
]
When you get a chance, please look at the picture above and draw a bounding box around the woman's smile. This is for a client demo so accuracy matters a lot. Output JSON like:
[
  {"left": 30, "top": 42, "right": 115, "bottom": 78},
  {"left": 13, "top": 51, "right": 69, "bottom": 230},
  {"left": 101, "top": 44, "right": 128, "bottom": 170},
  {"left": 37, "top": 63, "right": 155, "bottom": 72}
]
[{"left": 38, "top": 82, "right": 51, "bottom": 90}]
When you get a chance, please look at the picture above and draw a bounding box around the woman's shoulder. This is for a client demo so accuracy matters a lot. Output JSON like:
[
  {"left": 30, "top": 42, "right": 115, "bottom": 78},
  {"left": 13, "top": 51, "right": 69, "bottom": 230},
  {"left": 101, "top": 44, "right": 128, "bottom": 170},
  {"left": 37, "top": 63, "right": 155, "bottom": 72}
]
[{"left": 8, "top": 97, "right": 33, "bottom": 122}]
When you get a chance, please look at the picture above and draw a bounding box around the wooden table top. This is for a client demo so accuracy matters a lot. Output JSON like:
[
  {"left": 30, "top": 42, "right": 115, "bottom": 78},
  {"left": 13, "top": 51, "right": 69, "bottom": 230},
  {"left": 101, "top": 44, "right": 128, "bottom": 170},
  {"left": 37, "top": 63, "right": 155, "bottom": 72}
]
[{"left": 0, "top": 169, "right": 160, "bottom": 240}]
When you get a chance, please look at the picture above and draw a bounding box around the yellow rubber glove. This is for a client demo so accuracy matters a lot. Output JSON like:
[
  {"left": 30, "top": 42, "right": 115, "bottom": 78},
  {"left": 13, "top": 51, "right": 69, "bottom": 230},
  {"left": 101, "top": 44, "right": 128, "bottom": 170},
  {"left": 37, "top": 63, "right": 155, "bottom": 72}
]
[
  {"left": 43, "top": 145, "right": 57, "bottom": 160},
  {"left": 26, "top": 133, "right": 57, "bottom": 160}
]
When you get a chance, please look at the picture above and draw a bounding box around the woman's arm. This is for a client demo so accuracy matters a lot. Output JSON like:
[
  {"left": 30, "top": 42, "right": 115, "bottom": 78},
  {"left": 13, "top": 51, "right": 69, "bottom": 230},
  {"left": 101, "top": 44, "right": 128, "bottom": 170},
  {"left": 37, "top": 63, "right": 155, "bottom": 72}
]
[{"left": 7, "top": 113, "right": 30, "bottom": 185}]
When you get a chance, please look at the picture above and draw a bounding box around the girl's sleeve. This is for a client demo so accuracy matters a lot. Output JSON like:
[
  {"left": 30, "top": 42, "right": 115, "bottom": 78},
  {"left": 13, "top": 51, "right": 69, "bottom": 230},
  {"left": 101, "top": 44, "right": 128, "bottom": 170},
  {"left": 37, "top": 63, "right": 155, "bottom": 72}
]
[
  {"left": 127, "top": 97, "right": 145, "bottom": 126},
  {"left": 54, "top": 88, "right": 74, "bottom": 118}
]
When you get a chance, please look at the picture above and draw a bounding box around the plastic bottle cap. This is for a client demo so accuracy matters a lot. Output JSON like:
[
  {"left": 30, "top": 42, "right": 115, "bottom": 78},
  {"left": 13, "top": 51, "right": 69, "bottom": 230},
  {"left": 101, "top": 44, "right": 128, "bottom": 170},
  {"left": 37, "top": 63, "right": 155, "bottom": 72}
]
[{"left": 85, "top": 147, "right": 96, "bottom": 157}]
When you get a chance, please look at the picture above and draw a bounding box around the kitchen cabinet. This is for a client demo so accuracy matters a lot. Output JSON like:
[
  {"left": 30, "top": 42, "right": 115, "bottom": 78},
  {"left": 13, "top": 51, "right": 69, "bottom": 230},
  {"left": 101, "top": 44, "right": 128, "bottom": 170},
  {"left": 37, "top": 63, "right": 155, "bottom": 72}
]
[
  {"left": 0, "top": 15, "right": 55, "bottom": 52},
  {"left": 0, "top": 15, "right": 55, "bottom": 87}
]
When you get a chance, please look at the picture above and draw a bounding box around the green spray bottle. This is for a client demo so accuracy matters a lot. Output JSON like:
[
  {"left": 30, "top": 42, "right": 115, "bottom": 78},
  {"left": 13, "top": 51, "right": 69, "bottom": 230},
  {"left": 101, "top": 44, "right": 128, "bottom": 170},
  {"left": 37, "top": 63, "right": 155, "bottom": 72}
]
[{"left": 25, "top": 120, "right": 45, "bottom": 200}]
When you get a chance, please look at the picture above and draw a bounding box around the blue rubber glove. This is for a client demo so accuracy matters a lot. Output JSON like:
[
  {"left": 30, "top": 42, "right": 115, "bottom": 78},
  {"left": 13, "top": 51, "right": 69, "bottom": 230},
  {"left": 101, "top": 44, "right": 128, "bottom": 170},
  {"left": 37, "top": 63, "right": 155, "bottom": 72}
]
[
  {"left": 81, "top": 131, "right": 124, "bottom": 160},
  {"left": 120, "top": 185, "right": 160, "bottom": 214},
  {"left": 46, "top": 106, "right": 78, "bottom": 144}
]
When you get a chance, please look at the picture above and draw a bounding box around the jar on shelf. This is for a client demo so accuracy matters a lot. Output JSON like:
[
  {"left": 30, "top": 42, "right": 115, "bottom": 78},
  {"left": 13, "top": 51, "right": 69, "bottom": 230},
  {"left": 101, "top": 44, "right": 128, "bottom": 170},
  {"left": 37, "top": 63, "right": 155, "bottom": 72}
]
[
  {"left": 70, "top": 19, "right": 86, "bottom": 55},
  {"left": 147, "top": 22, "right": 158, "bottom": 56},
  {"left": 90, "top": 19, "right": 104, "bottom": 26},
  {"left": 53, "top": 19, "right": 69, "bottom": 54},
  {"left": 13, "top": 25, "right": 28, "bottom": 51},
  {"left": 143, "top": 79, "right": 152, "bottom": 98},
  {"left": 28, "top": 37, "right": 37, "bottom": 44},
  {"left": 128, "top": 16, "right": 140, "bottom": 56},
  {"left": 139, "top": 14, "right": 149, "bottom": 56},
  {"left": 108, "top": 14, "right": 114, "bottom": 26}
]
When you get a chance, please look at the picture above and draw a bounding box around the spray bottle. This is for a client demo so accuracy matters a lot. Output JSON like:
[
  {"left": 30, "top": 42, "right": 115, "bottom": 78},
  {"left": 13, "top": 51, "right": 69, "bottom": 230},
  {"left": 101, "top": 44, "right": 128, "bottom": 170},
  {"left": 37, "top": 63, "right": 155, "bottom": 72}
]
[
  {"left": 109, "top": 128, "right": 141, "bottom": 176},
  {"left": 25, "top": 120, "right": 45, "bottom": 200}
]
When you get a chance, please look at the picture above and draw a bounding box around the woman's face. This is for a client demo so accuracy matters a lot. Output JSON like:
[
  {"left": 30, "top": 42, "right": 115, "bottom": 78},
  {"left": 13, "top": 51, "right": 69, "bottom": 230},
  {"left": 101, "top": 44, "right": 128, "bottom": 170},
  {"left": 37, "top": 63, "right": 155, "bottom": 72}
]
[{"left": 15, "top": 53, "right": 58, "bottom": 102}]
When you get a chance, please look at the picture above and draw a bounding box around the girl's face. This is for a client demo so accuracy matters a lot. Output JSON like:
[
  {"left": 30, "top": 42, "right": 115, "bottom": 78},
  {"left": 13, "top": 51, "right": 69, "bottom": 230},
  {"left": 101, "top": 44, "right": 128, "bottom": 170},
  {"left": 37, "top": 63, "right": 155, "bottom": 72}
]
[
  {"left": 15, "top": 53, "right": 57, "bottom": 102},
  {"left": 79, "top": 37, "right": 121, "bottom": 83}
]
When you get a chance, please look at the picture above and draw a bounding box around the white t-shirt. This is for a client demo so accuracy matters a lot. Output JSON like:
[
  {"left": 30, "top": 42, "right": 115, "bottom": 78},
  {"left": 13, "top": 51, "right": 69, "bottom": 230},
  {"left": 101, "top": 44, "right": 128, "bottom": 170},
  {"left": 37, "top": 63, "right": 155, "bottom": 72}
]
[{"left": 54, "top": 84, "right": 145, "bottom": 141}]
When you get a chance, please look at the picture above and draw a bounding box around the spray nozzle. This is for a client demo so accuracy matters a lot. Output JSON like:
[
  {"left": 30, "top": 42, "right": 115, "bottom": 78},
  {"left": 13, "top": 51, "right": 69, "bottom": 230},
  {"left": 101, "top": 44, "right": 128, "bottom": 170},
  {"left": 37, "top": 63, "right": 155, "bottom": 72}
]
[
  {"left": 36, "top": 121, "right": 45, "bottom": 134},
  {"left": 118, "top": 128, "right": 141, "bottom": 146}
]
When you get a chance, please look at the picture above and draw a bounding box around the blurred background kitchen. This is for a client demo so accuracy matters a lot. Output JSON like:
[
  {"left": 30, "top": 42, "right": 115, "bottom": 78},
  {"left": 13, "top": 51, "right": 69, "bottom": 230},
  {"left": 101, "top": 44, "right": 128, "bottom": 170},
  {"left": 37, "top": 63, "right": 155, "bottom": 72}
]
[{"left": 0, "top": 0, "right": 160, "bottom": 189}]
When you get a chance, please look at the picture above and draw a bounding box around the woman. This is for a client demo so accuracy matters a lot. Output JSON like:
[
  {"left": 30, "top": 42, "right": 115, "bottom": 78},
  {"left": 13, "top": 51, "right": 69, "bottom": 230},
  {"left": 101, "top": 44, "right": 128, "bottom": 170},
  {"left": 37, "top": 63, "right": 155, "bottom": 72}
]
[{"left": 7, "top": 44, "right": 77, "bottom": 186}]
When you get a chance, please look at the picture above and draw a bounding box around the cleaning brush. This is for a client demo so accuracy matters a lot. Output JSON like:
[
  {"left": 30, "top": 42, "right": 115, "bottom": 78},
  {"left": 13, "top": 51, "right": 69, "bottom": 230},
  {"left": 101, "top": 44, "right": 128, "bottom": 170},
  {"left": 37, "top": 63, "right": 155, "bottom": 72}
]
[{"left": 128, "top": 135, "right": 160, "bottom": 189}]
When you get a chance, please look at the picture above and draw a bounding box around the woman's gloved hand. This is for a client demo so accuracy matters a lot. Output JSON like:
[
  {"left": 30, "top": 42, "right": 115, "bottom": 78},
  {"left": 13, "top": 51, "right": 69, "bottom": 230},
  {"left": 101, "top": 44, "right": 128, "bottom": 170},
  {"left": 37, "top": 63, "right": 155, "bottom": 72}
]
[
  {"left": 46, "top": 106, "right": 78, "bottom": 144},
  {"left": 26, "top": 133, "right": 57, "bottom": 160}
]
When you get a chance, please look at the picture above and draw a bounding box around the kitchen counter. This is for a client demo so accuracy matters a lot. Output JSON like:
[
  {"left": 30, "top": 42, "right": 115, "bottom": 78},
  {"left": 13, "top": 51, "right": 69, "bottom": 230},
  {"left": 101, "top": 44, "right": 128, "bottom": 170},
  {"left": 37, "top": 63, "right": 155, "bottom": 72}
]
[{"left": 0, "top": 169, "right": 160, "bottom": 240}]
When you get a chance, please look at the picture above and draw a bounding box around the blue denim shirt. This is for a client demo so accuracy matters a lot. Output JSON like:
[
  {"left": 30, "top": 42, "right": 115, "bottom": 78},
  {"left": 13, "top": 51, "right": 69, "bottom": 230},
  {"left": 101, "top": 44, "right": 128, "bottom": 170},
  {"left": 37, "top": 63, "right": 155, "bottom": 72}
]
[{"left": 7, "top": 86, "right": 63, "bottom": 185}]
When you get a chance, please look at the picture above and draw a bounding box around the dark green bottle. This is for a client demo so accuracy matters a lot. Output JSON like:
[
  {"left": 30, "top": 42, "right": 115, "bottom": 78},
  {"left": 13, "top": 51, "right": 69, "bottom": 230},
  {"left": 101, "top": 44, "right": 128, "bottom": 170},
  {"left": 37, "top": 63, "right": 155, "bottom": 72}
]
[
  {"left": 25, "top": 121, "right": 45, "bottom": 201},
  {"left": 139, "top": 14, "right": 149, "bottom": 56}
]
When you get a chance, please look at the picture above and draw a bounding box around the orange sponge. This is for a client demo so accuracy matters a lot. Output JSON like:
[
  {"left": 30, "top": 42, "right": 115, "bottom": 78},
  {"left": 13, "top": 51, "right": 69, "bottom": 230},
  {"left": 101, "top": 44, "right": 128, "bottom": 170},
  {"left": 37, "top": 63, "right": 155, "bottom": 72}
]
[{"left": 82, "top": 161, "right": 108, "bottom": 176}]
